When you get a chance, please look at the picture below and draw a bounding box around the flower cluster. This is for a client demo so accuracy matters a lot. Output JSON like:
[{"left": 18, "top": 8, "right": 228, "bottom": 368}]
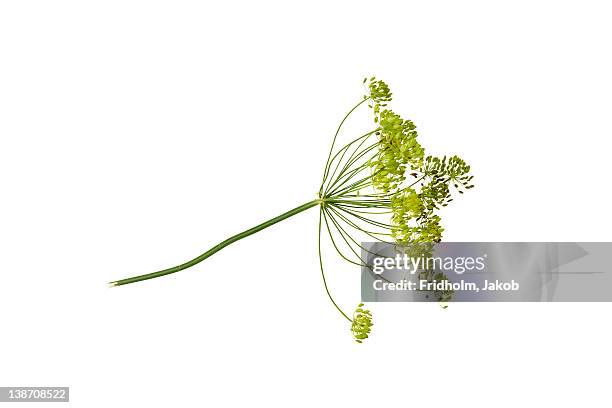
[
  {"left": 370, "top": 110, "right": 424, "bottom": 193},
  {"left": 367, "top": 98, "right": 473, "bottom": 244},
  {"left": 351, "top": 304, "right": 373, "bottom": 343},
  {"left": 390, "top": 188, "right": 423, "bottom": 242},
  {"left": 365, "top": 76, "right": 392, "bottom": 104},
  {"left": 422, "top": 155, "right": 474, "bottom": 192},
  {"left": 446, "top": 156, "right": 474, "bottom": 191}
]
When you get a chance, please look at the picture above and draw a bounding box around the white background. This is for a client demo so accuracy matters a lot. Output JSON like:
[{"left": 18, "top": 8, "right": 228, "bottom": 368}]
[{"left": 1, "top": 1, "right": 611, "bottom": 407}]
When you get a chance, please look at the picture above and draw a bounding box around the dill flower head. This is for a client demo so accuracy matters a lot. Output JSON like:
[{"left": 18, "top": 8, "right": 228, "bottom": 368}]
[
  {"left": 318, "top": 77, "right": 474, "bottom": 341},
  {"left": 351, "top": 304, "right": 373, "bottom": 343},
  {"left": 366, "top": 76, "right": 393, "bottom": 103}
]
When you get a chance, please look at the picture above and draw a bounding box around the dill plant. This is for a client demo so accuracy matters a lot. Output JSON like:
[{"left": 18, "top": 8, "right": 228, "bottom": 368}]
[{"left": 111, "top": 77, "right": 474, "bottom": 343}]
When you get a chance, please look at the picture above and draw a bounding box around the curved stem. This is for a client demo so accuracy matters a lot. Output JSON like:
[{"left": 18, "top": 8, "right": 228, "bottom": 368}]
[
  {"left": 323, "top": 131, "right": 378, "bottom": 194},
  {"left": 334, "top": 205, "right": 395, "bottom": 229},
  {"left": 318, "top": 207, "right": 352, "bottom": 322},
  {"left": 325, "top": 139, "right": 378, "bottom": 194},
  {"left": 324, "top": 208, "right": 394, "bottom": 282},
  {"left": 319, "top": 98, "right": 370, "bottom": 194},
  {"left": 329, "top": 170, "right": 376, "bottom": 197},
  {"left": 322, "top": 208, "right": 366, "bottom": 267},
  {"left": 110, "top": 200, "right": 320, "bottom": 286},
  {"left": 322, "top": 132, "right": 373, "bottom": 191},
  {"left": 326, "top": 205, "right": 392, "bottom": 241},
  {"left": 326, "top": 163, "right": 370, "bottom": 196}
]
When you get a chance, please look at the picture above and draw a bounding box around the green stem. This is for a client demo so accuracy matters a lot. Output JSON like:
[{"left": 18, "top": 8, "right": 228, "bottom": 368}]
[
  {"left": 319, "top": 98, "right": 370, "bottom": 194},
  {"left": 110, "top": 200, "right": 320, "bottom": 286},
  {"left": 318, "top": 207, "right": 352, "bottom": 322},
  {"left": 323, "top": 130, "right": 378, "bottom": 194}
]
